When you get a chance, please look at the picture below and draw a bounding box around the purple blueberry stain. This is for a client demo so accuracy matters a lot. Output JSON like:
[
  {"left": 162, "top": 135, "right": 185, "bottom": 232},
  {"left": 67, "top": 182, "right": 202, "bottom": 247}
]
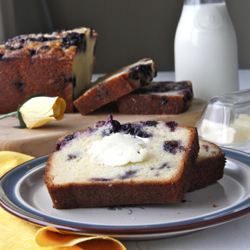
[
  {"left": 56, "top": 133, "right": 76, "bottom": 150},
  {"left": 90, "top": 177, "right": 113, "bottom": 182},
  {"left": 41, "top": 45, "right": 50, "bottom": 51},
  {"left": 89, "top": 170, "right": 138, "bottom": 182},
  {"left": 202, "top": 144, "right": 209, "bottom": 152},
  {"left": 28, "top": 49, "right": 38, "bottom": 56},
  {"left": 1, "top": 28, "right": 88, "bottom": 58},
  {"left": 151, "top": 163, "right": 171, "bottom": 171},
  {"left": 94, "top": 120, "right": 105, "bottom": 129},
  {"left": 61, "top": 32, "right": 86, "bottom": 53},
  {"left": 163, "top": 140, "right": 178, "bottom": 154},
  {"left": 130, "top": 70, "right": 140, "bottom": 81},
  {"left": 10, "top": 82, "right": 25, "bottom": 91},
  {"left": 163, "top": 140, "right": 186, "bottom": 155},
  {"left": 86, "top": 127, "right": 93, "bottom": 134},
  {"left": 145, "top": 121, "right": 158, "bottom": 127},
  {"left": 161, "top": 97, "right": 169, "bottom": 105},
  {"left": 128, "top": 59, "right": 156, "bottom": 86},
  {"left": 97, "top": 89, "right": 101, "bottom": 98},
  {"left": 158, "top": 163, "right": 169, "bottom": 169},
  {"left": 119, "top": 122, "right": 152, "bottom": 138},
  {"left": 132, "top": 81, "right": 192, "bottom": 95},
  {"left": 165, "top": 121, "right": 178, "bottom": 132},
  {"left": 67, "top": 154, "right": 77, "bottom": 161},
  {"left": 101, "top": 115, "right": 152, "bottom": 138},
  {"left": 119, "top": 170, "right": 138, "bottom": 180}
]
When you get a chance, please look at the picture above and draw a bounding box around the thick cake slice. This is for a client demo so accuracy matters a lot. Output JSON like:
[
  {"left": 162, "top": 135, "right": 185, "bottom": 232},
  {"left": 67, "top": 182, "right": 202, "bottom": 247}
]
[
  {"left": 73, "top": 58, "right": 157, "bottom": 115},
  {"left": 189, "top": 140, "right": 226, "bottom": 192},
  {"left": 0, "top": 27, "right": 98, "bottom": 113},
  {"left": 117, "top": 81, "right": 193, "bottom": 114},
  {"left": 44, "top": 115, "right": 199, "bottom": 209}
]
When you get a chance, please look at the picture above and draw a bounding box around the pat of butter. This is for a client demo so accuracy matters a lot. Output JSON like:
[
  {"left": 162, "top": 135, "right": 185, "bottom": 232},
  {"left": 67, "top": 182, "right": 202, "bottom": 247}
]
[
  {"left": 201, "top": 118, "right": 250, "bottom": 144},
  {"left": 89, "top": 133, "right": 149, "bottom": 166},
  {"left": 232, "top": 114, "right": 250, "bottom": 129}
]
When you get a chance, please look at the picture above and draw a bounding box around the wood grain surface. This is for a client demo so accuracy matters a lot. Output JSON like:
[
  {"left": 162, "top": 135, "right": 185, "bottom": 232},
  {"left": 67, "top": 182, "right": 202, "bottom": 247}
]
[{"left": 0, "top": 98, "right": 206, "bottom": 157}]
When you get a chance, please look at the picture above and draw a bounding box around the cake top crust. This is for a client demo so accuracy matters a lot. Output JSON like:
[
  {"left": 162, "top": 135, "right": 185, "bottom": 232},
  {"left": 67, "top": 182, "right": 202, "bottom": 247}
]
[
  {"left": 0, "top": 27, "right": 97, "bottom": 59},
  {"left": 90, "top": 58, "right": 157, "bottom": 88}
]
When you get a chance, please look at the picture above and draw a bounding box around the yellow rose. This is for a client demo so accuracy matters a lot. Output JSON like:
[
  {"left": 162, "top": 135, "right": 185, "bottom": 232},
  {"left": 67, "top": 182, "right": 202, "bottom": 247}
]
[{"left": 19, "top": 96, "right": 66, "bottom": 129}]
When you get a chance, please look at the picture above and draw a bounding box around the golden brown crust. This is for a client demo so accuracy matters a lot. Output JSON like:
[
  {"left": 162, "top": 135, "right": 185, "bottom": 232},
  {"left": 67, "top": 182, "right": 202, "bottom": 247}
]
[
  {"left": 0, "top": 28, "right": 97, "bottom": 113},
  {"left": 45, "top": 181, "right": 188, "bottom": 209},
  {"left": 73, "top": 58, "right": 157, "bottom": 115},
  {"left": 0, "top": 55, "right": 74, "bottom": 113},
  {"left": 73, "top": 74, "right": 138, "bottom": 116}
]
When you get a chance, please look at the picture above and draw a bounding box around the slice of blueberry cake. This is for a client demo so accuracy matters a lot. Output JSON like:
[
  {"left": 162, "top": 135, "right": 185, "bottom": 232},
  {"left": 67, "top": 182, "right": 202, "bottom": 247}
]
[
  {"left": 44, "top": 115, "right": 199, "bottom": 208},
  {"left": 189, "top": 140, "right": 226, "bottom": 192},
  {"left": 0, "top": 27, "right": 98, "bottom": 113},
  {"left": 73, "top": 58, "right": 157, "bottom": 115},
  {"left": 117, "top": 81, "right": 193, "bottom": 114}
]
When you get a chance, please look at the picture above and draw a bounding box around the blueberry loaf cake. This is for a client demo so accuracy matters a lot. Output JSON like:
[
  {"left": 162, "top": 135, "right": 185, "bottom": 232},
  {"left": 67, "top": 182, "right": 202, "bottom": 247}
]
[
  {"left": 117, "top": 81, "right": 193, "bottom": 114},
  {"left": 0, "top": 27, "right": 98, "bottom": 113},
  {"left": 73, "top": 58, "right": 157, "bottom": 115},
  {"left": 189, "top": 140, "right": 226, "bottom": 192},
  {"left": 44, "top": 115, "right": 199, "bottom": 208}
]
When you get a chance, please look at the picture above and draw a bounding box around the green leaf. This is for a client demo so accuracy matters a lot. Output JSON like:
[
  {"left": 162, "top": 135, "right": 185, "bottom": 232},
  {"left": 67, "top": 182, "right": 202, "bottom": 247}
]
[{"left": 17, "top": 105, "right": 27, "bottom": 128}]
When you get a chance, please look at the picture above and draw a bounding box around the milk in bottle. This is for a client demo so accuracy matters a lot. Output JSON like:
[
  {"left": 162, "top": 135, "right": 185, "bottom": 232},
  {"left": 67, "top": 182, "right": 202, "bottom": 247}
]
[{"left": 174, "top": 0, "right": 239, "bottom": 100}]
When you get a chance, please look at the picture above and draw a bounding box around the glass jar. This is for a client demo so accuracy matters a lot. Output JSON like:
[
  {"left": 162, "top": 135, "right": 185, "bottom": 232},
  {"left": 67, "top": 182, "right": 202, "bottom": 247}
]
[{"left": 174, "top": 0, "right": 239, "bottom": 101}]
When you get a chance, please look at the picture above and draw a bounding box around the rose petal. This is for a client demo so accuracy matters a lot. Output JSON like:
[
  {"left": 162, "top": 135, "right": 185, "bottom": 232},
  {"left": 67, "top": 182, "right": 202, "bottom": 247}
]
[
  {"left": 35, "top": 226, "right": 126, "bottom": 250},
  {"left": 19, "top": 96, "right": 66, "bottom": 128}
]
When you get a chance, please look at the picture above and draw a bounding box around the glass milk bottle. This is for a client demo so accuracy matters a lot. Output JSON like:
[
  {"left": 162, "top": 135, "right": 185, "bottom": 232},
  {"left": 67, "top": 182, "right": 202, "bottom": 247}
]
[{"left": 174, "top": 0, "right": 239, "bottom": 100}]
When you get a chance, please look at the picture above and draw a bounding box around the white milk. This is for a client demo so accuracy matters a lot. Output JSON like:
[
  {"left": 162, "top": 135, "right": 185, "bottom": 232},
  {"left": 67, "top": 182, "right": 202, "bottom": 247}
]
[{"left": 174, "top": 3, "right": 239, "bottom": 100}]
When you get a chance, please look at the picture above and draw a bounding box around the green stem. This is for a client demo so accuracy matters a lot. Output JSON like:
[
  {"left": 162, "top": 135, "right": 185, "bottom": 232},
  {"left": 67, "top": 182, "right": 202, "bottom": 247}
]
[{"left": 0, "top": 111, "right": 17, "bottom": 120}]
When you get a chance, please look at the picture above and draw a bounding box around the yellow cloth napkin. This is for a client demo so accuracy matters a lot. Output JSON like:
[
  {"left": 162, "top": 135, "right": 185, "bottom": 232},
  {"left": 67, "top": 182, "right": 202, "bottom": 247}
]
[{"left": 0, "top": 151, "right": 126, "bottom": 250}]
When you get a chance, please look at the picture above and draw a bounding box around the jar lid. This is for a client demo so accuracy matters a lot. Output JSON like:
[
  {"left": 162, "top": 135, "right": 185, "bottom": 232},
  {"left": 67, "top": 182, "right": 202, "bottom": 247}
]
[{"left": 196, "top": 89, "right": 250, "bottom": 152}]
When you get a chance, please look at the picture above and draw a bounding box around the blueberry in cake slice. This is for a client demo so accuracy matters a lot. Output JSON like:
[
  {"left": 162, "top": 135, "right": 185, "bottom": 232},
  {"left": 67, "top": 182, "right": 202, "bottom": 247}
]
[
  {"left": 0, "top": 27, "right": 98, "bottom": 113},
  {"left": 44, "top": 115, "right": 199, "bottom": 208},
  {"left": 117, "top": 81, "right": 193, "bottom": 114},
  {"left": 73, "top": 58, "right": 157, "bottom": 115}
]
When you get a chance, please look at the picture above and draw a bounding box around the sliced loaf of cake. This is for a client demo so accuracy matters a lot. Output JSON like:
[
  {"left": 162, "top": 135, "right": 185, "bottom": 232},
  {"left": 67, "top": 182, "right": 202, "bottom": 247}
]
[
  {"left": 73, "top": 58, "right": 157, "bottom": 115},
  {"left": 0, "top": 27, "right": 98, "bottom": 113},
  {"left": 44, "top": 115, "right": 199, "bottom": 208},
  {"left": 117, "top": 81, "right": 193, "bottom": 114}
]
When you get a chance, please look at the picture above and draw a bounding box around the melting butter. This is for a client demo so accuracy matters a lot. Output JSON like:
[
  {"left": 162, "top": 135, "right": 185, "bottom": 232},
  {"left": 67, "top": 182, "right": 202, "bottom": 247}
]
[{"left": 89, "top": 133, "right": 149, "bottom": 166}]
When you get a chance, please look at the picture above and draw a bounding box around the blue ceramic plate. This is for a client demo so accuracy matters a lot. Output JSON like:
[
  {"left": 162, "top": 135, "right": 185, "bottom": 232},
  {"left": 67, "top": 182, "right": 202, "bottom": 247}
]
[{"left": 1, "top": 148, "right": 250, "bottom": 240}]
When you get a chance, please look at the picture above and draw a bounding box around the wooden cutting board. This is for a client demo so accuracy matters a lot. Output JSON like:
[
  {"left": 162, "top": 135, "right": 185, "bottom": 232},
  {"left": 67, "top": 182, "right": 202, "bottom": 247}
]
[{"left": 0, "top": 98, "right": 206, "bottom": 157}]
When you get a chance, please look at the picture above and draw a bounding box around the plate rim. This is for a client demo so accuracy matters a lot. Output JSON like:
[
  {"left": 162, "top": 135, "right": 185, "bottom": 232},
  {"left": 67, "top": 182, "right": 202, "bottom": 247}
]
[{"left": 1, "top": 147, "right": 250, "bottom": 236}]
